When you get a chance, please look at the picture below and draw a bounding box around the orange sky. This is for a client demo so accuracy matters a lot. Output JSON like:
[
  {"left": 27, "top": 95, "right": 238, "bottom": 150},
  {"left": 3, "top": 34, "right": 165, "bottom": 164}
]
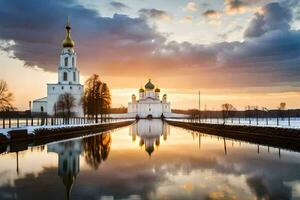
[
  {"left": 1, "top": 51, "right": 300, "bottom": 111},
  {"left": 1, "top": 0, "right": 300, "bottom": 111}
]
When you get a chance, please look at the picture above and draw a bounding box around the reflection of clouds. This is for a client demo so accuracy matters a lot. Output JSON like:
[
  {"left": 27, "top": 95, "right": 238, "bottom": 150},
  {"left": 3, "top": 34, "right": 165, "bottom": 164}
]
[
  {"left": 247, "top": 175, "right": 292, "bottom": 200},
  {"left": 1, "top": 128, "right": 300, "bottom": 199}
]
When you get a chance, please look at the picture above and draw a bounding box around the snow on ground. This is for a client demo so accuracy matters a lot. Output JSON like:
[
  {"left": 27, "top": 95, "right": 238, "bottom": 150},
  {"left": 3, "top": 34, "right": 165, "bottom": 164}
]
[
  {"left": 166, "top": 118, "right": 300, "bottom": 130},
  {"left": 0, "top": 119, "right": 135, "bottom": 139}
]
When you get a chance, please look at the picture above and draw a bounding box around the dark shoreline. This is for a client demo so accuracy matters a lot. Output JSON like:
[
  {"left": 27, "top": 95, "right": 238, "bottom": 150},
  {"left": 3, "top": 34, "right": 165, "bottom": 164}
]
[
  {"left": 0, "top": 120, "right": 134, "bottom": 153},
  {"left": 166, "top": 120, "right": 300, "bottom": 153}
]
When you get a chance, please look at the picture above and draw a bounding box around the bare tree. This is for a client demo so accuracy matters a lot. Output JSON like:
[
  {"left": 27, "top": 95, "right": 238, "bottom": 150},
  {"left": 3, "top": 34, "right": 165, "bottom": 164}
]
[
  {"left": 0, "top": 80, "right": 14, "bottom": 111},
  {"left": 221, "top": 103, "right": 236, "bottom": 124},
  {"left": 55, "top": 93, "right": 76, "bottom": 120},
  {"left": 278, "top": 102, "right": 286, "bottom": 120}
]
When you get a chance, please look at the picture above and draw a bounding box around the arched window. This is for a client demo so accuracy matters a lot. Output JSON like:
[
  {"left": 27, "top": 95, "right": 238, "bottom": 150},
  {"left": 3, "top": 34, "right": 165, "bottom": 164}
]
[
  {"left": 73, "top": 72, "right": 76, "bottom": 82},
  {"left": 63, "top": 72, "right": 68, "bottom": 81},
  {"left": 64, "top": 57, "right": 68, "bottom": 66},
  {"left": 40, "top": 106, "right": 44, "bottom": 112},
  {"left": 72, "top": 57, "right": 74, "bottom": 67}
]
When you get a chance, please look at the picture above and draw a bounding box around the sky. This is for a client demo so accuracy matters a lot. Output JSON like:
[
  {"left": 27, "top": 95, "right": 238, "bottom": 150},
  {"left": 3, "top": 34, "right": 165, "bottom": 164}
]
[{"left": 0, "top": 0, "right": 300, "bottom": 110}]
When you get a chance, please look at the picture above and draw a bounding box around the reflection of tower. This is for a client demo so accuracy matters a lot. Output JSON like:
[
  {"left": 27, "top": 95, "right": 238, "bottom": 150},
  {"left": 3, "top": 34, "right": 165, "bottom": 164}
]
[
  {"left": 131, "top": 119, "right": 170, "bottom": 157},
  {"left": 48, "top": 140, "right": 82, "bottom": 200}
]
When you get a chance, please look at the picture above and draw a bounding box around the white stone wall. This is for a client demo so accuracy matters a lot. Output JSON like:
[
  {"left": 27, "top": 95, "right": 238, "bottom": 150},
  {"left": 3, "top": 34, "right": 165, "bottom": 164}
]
[
  {"left": 31, "top": 99, "right": 47, "bottom": 113},
  {"left": 47, "top": 83, "right": 83, "bottom": 117}
]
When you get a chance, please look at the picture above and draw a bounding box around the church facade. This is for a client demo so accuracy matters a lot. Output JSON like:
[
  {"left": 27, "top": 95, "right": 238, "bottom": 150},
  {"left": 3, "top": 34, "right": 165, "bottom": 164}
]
[
  {"left": 128, "top": 79, "right": 171, "bottom": 118},
  {"left": 31, "top": 19, "right": 84, "bottom": 117}
]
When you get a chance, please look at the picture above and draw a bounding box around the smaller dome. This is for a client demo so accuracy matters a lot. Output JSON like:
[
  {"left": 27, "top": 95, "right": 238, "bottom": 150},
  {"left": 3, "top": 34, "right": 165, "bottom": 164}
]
[
  {"left": 132, "top": 94, "right": 136, "bottom": 97},
  {"left": 155, "top": 88, "right": 160, "bottom": 92},
  {"left": 145, "top": 79, "right": 155, "bottom": 90},
  {"left": 139, "top": 88, "right": 145, "bottom": 93}
]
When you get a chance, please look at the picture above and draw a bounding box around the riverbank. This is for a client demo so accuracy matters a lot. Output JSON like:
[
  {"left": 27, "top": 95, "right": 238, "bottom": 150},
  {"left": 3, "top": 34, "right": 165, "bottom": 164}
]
[
  {"left": 166, "top": 119, "right": 300, "bottom": 152},
  {"left": 0, "top": 120, "right": 135, "bottom": 147}
]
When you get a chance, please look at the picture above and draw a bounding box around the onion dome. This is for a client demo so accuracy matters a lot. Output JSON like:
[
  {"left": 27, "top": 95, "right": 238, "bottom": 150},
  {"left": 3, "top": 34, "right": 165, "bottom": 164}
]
[
  {"left": 155, "top": 88, "right": 160, "bottom": 92},
  {"left": 146, "top": 146, "right": 154, "bottom": 157},
  {"left": 139, "top": 88, "right": 145, "bottom": 93},
  {"left": 62, "top": 17, "right": 75, "bottom": 48},
  {"left": 145, "top": 79, "right": 155, "bottom": 90}
]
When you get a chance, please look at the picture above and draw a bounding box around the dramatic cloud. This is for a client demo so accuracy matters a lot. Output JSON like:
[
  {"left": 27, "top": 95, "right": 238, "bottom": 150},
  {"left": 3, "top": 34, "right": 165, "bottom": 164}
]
[
  {"left": 0, "top": 0, "right": 300, "bottom": 90},
  {"left": 203, "top": 10, "right": 222, "bottom": 19},
  {"left": 245, "top": 2, "right": 291, "bottom": 38},
  {"left": 183, "top": 2, "right": 198, "bottom": 12},
  {"left": 224, "top": 0, "right": 263, "bottom": 15},
  {"left": 109, "top": 1, "right": 129, "bottom": 11},
  {"left": 138, "top": 8, "right": 172, "bottom": 21},
  {"left": 225, "top": 0, "right": 247, "bottom": 14}
]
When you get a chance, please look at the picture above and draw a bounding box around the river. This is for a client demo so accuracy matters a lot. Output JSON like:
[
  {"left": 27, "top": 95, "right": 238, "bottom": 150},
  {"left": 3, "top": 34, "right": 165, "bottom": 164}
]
[{"left": 0, "top": 119, "right": 300, "bottom": 200}]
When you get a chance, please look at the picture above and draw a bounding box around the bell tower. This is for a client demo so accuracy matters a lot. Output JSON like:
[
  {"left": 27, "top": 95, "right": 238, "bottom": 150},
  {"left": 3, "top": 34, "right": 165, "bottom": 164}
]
[
  {"left": 46, "top": 18, "right": 84, "bottom": 117},
  {"left": 58, "top": 18, "right": 80, "bottom": 85}
]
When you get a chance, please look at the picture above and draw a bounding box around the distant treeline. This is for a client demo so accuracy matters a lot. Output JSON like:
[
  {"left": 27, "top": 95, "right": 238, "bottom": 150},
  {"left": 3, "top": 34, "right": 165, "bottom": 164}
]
[{"left": 172, "top": 109, "right": 300, "bottom": 118}]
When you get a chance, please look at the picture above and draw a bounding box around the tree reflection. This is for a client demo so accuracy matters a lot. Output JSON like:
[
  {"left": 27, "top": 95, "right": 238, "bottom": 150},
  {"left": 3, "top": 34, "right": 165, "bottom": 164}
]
[{"left": 83, "top": 133, "right": 111, "bottom": 169}]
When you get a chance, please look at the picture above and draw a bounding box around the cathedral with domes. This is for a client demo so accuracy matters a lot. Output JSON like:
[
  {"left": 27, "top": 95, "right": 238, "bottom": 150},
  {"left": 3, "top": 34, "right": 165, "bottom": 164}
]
[
  {"left": 31, "top": 19, "right": 84, "bottom": 116},
  {"left": 128, "top": 79, "right": 171, "bottom": 118}
]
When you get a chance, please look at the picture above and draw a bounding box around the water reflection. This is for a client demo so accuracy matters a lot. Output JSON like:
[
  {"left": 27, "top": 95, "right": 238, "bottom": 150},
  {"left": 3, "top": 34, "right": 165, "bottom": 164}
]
[
  {"left": 48, "top": 141, "right": 82, "bottom": 200},
  {"left": 1, "top": 121, "right": 300, "bottom": 199},
  {"left": 130, "top": 119, "right": 169, "bottom": 157},
  {"left": 83, "top": 133, "right": 111, "bottom": 169},
  {"left": 47, "top": 132, "right": 111, "bottom": 199}
]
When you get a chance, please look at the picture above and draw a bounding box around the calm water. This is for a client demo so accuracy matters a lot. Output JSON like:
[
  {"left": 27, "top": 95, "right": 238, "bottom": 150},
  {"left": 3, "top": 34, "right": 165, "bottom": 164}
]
[{"left": 1, "top": 120, "right": 300, "bottom": 200}]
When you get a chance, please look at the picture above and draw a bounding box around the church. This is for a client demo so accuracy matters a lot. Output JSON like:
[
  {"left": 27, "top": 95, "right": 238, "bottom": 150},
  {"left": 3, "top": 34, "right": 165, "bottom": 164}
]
[
  {"left": 31, "top": 19, "right": 84, "bottom": 117},
  {"left": 128, "top": 79, "right": 171, "bottom": 118}
]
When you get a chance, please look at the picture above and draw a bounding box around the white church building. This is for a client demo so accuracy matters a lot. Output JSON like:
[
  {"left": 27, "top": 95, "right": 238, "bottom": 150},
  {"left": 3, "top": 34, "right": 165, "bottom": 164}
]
[
  {"left": 31, "top": 19, "right": 84, "bottom": 117},
  {"left": 128, "top": 79, "right": 171, "bottom": 118}
]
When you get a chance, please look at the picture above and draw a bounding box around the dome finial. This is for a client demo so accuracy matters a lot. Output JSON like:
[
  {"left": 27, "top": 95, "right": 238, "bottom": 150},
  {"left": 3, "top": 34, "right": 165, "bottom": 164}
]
[{"left": 66, "top": 16, "right": 70, "bottom": 28}]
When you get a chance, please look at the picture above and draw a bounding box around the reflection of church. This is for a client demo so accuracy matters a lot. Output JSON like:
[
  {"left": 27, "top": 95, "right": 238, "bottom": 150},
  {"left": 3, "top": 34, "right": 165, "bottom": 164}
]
[
  {"left": 48, "top": 141, "right": 82, "bottom": 200},
  {"left": 130, "top": 119, "right": 170, "bottom": 157}
]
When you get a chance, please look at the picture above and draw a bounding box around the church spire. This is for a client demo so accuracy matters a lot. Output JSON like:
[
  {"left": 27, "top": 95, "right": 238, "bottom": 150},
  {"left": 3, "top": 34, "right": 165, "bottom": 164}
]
[{"left": 62, "top": 17, "right": 75, "bottom": 48}]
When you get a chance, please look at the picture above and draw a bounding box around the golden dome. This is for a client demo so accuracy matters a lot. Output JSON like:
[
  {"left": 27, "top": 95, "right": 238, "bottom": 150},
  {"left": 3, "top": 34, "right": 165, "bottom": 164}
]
[
  {"left": 62, "top": 18, "right": 75, "bottom": 48},
  {"left": 139, "top": 88, "right": 145, "bottom": 93},
  {"left": 145, "top": 79, "right": 155, "bottom": 90}
]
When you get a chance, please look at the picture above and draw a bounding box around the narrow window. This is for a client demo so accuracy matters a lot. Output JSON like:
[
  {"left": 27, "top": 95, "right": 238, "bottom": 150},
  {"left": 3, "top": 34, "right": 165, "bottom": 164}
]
[
  {"left": 72, "top": 57, "right": 74, "bottom": 67},
  {"left": 63, "top": 72, "right": 68, "bottom": 81},
  {"left": 73, "top": 72, "right": 76, "bottom": 82},
  {"left": 40, "top": 106, "right": 44, "bottom": 112},
  {"left": 64, "top": 57, "right": 68, "bottom": 66},
  {"left": 61, "top": 86, "right": 64, "bottom": 90}
]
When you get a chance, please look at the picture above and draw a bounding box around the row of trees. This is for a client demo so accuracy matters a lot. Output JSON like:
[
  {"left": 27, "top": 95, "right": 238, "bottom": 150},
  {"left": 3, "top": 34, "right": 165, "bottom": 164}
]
[
  {"left": 54, "top": 74, "right": 111, "bottom": 122},
  {"left": 177, "top": 102, "right": 293, "bottom": 124},
  {"left": 0, "top": 74, "right": 111, "bottom": 122}
]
